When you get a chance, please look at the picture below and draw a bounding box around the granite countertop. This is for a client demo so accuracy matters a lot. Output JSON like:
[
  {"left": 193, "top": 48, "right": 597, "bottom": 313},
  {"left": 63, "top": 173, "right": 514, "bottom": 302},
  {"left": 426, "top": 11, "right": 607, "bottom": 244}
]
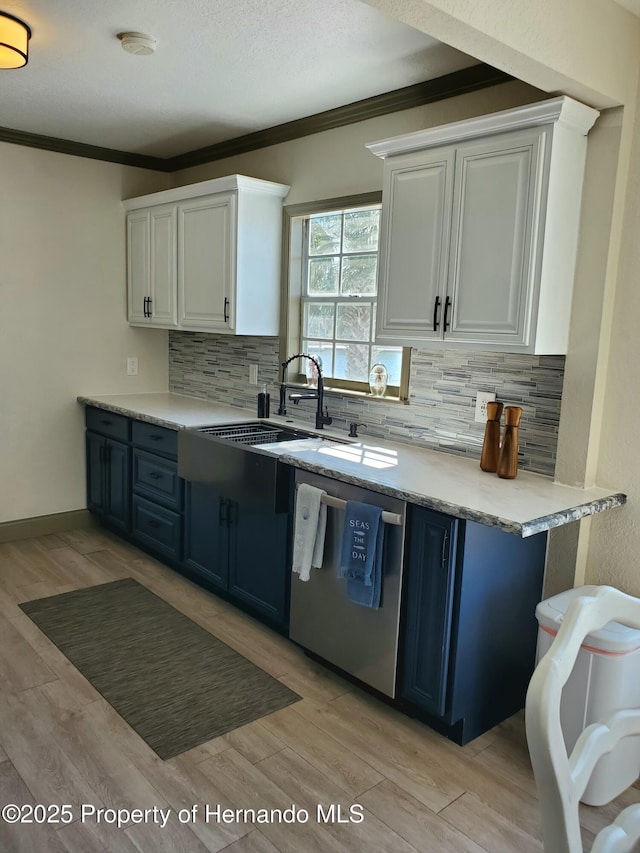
[
  {"left": 77, "top": 392, "right": 255, "bottom": 429},
  {"left": 78, "top": 392, "right": 627, "bottom": 537}
]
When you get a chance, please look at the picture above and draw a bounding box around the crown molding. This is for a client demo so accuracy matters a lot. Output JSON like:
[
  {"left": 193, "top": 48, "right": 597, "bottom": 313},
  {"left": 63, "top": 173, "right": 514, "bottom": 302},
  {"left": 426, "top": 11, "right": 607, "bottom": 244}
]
[
  {"left": 123, "top": 174, "right": 290, "bottom": 210},
  {"left": 0, "top": 125, "right": 164, "bottom": 170},
  {"left": 366, "top": 94, "right": 600, "bottom": 158},
  {"left": 0, "top": 64, "right": 513, "bottom": 174},
  {"left": 167, "top": 64, "right": 512, "bottom": 172}
]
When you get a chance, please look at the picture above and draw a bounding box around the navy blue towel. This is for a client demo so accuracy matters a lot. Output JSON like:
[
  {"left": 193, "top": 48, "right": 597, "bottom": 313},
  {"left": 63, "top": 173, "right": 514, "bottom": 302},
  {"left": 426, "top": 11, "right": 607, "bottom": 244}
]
[{"left": 338, "top": 501, "right": 384, "bottom": 609}]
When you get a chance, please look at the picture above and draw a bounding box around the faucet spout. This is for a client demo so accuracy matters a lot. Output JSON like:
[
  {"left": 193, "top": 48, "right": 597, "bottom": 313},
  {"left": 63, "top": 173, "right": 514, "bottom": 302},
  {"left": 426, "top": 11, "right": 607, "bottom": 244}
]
[{"left": 277, "top": 353, "right": 332, "bottom": 429}]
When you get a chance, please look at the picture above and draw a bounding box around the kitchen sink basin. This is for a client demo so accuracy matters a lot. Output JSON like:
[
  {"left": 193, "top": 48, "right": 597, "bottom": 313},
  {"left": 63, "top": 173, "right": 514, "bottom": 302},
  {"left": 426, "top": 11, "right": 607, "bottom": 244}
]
[{"left": 196, "top": 422, "right": 317, "bottom": 446}]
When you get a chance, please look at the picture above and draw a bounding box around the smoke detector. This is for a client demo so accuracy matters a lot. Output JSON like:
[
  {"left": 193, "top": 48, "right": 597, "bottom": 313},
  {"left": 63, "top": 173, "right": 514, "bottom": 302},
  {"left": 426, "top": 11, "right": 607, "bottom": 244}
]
[{"left": 118, "top": 32, "right": 157, "bottom": 56}]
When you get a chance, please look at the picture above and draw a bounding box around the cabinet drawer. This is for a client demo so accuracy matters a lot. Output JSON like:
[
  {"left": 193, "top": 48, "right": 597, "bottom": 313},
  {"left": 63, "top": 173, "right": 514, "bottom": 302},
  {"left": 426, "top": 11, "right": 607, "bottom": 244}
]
[
  {"left": 132, "top": 496, "right": 181, "bottom": 561},
  {"left": 86, "top": 407, "right": 130, "bottom": 442},
  {"left": 132, "top": 420, "right": 178, "bottom": 459},
  {"left": 132, "top": 450, "right": 182, "bottom": 510}
]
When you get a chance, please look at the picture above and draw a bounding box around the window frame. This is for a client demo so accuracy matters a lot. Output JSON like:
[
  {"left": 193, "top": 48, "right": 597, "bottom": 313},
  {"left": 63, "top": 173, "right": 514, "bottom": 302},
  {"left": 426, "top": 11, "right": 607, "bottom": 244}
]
[{"left": 280, "top": 192, "right": 410, "bottom": 401}]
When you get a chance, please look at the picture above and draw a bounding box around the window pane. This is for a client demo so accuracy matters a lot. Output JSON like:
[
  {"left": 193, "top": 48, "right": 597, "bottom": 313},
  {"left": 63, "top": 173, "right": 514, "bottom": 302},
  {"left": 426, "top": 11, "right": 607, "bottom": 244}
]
[
  {"left": 307, "top": 258, "right": 340, "bottom": 296},
  {"left": 304, "top": 303, "right": 334, "bottom": 339},
  {"left": 341, "top": 254, "right": 377, "bottom": 296},
  {"left": 336, "top": 303, "right": 371, "bottom": 341},
  {"left": 308, "top": 257, "right": 339, "bottom": 295},
  {"left": 343, "top": 209, "right": 379, "bottom": 253},
  {"left": 372, "top": 346, "right": 403, "bottom": 386},
  {"left": 335, "top": 344, "right": 370, "bottom": 382},
  {"left": 303, "top": 341, "right": 334, "bottom": 378},
  {"left": 308, "top": 214, "right": 342, "bottom": 255}
]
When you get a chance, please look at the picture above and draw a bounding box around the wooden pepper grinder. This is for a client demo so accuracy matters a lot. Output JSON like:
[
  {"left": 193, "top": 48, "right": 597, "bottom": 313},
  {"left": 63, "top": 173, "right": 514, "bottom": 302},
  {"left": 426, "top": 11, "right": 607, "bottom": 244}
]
[
  {"left": 480, "top": 401, "right": 503, "bottom": 472},
  {"left": 497, "top": 406, "right": 522, "bottom": 479}
]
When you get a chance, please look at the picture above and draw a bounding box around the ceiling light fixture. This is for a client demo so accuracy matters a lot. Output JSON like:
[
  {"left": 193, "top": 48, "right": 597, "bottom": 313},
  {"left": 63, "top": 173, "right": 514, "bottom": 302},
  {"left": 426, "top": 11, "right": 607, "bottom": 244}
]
[
  {"left": 0, "top": 10, "right": 31, "bottom": 69},
  {"left": 118, "top": 32, "right": 156, "bottom": 56}
]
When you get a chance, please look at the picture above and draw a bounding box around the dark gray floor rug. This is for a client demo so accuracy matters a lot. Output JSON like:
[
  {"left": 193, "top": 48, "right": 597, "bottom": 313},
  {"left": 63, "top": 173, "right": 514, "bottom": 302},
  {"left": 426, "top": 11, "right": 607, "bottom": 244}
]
[{"left": 20, "top": 578, "right": 299, "bottom": 760}]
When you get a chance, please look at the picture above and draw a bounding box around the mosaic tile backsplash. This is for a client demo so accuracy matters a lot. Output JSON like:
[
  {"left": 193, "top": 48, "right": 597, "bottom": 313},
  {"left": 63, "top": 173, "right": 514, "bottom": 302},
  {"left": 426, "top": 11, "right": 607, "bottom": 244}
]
[{"left": 169, "top": 332, "right": 565, "bottom": 476}]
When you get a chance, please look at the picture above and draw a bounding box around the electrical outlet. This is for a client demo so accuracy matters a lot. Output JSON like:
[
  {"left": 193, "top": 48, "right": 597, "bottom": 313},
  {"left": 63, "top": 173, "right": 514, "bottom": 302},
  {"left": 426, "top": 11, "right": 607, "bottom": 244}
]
[
  {"left": 249, "top": 364, "right": 258, "bottom": 385},
  {"left": 475, "top": 391, "right": 496, "bottom": 423},
  {"left": 127, "top": 357, "right": 138, "bottom": 376}
]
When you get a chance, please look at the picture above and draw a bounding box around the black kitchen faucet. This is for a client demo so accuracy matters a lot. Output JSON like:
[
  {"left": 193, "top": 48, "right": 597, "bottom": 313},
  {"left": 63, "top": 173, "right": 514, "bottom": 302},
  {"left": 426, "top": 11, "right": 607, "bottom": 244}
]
[{"left": 278, "top": 353, "right": 332, "bottom": 430}]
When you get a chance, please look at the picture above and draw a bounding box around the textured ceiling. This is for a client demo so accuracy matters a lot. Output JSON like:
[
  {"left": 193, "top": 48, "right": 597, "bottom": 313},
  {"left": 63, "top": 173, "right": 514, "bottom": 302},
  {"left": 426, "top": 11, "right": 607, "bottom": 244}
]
[{"left": 0, "top": 0, "right": 475, "bottom": 158}]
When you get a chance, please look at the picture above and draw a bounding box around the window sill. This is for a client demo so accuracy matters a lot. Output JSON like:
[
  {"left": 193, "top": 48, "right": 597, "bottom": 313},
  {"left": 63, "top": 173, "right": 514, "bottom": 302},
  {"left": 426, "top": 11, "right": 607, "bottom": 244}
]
[{"left": 283, "top": 381, "right": 409, "bottom": 406}]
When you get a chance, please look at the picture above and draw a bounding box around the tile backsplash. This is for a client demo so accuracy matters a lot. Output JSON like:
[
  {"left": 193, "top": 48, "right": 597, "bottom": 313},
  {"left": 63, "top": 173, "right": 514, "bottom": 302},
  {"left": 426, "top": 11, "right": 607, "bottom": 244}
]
[{"left": 169, "top": 332, "right": 564, "bottom": 476}]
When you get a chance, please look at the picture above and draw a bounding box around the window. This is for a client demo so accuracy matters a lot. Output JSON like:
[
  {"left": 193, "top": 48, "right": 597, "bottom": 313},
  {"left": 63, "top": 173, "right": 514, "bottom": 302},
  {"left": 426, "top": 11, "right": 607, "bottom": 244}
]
[{"left": 283, "top": 194, "right": 409, "bottom": 399}]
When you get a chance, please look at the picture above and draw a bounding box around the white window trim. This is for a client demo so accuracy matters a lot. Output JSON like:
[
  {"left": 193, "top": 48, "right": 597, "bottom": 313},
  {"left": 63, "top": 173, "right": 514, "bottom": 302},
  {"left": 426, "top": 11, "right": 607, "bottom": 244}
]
[{"left": 280, "top": 192, "right": 410, "bottom": 401}]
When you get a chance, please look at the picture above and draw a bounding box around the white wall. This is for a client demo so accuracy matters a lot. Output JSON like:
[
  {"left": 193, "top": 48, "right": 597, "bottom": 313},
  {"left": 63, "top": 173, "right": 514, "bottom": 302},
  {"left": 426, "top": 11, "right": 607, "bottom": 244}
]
[
  {"left": 586, "top": 83, "right": 640, "bottom": 593},
  {"left": 0, "top": 144, "right": 169, "bottom": 524}
]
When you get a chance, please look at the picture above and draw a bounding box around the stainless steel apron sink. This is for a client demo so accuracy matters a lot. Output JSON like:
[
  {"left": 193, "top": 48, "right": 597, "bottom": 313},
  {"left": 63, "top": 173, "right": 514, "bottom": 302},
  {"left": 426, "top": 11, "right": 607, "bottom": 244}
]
[{"left": 177, "top": 421, "right": 319, "bottom": 512}]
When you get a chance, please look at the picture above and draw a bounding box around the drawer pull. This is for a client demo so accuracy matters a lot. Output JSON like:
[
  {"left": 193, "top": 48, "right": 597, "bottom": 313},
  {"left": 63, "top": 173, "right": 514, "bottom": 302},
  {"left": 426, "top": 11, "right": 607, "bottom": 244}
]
[
  {"left": 100, "top": 419, "right": 113, "bottom": 426},
  {"left": 147, "top": 519, "right": 162, "bottom": 529},
  {"left": 149, "top": 472, "right": 163, "bottom": 480},
  {"left": 149, "top": 435, "right": 163, "bottom": 442}
]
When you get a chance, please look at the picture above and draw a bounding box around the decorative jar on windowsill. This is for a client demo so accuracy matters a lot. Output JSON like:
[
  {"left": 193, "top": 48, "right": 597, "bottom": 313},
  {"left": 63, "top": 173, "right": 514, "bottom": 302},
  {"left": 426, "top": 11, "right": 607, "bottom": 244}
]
[{"left": 369, "top": 363, "right": 388, "bottom": 397}]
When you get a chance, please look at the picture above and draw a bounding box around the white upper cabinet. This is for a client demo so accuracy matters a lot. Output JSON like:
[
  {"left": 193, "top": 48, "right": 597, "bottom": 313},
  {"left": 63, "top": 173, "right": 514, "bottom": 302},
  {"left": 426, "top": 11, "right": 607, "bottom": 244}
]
[
  {"left": 178, "top": 193, "right": 234, "bottom": 332},
  {"left": 367, "top": 97, "right": 600, "bottom": 354},
  {"left": 124, "top": 175, "right": 289, "bottom": 335},
  {"left": 126, "top": 204, "right": 178, "bottom": 327},
  {"left": 377, "top": 147, "right": 455, "bottom": 342}
]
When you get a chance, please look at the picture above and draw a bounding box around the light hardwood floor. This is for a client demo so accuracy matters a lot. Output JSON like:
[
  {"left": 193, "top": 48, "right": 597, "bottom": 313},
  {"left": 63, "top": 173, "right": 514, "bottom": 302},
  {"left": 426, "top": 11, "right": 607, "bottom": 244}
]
[{"left": 0, "top": 528, "right": 637, "bottom": 852}]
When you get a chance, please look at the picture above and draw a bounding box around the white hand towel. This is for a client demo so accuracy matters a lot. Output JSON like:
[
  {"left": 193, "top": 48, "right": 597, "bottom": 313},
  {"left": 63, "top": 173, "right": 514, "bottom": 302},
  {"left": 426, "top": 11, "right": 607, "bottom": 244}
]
[{"left": 292, "top": 484, "right": 327, "bottom": 582}]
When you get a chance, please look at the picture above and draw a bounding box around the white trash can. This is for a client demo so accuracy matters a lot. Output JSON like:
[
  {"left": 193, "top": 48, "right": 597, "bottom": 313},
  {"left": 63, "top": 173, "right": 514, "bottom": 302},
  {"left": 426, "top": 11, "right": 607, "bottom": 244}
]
[{"left": 536, "top": 585, "right": 640, "bottom": 806}]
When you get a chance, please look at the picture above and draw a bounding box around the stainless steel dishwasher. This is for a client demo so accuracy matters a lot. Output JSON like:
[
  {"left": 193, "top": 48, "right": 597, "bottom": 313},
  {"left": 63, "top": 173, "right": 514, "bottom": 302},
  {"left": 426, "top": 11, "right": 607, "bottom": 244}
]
[{"left": 289, "top": 469, "right": 407, "bottom": 697}]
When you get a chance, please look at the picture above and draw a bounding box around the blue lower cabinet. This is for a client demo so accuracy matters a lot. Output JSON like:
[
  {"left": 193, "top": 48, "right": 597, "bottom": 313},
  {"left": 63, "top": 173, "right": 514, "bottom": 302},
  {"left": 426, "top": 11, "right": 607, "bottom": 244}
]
[
  {"left": 86, "top": 431, "right": 130, "bottom": 534},
  {"left": 86, "top": 412, "right": 291, "bottom": 632},
  {"left": 227, "top": 499, "right": 289, "bottom": 626},
  {"left": 401, "top": 509, "right": 457, "bottom": 717},
  {"left": 400, "top": 504, "right": 547, "bottom": 744},
  {"left": 182, "top": 483, "right": 290, "bottom": 630},
  {"left": 183, "top": 482, "right": 227, "bottom": 590},
  {"left": 132, "top": 495, "right": 181, "bottom": 561}
]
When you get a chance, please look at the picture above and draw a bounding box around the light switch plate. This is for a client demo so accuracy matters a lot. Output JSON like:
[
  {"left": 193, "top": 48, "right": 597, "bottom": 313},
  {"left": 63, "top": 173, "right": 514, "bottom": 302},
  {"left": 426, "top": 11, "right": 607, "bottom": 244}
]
[
  {"left": 249, "top": 364, "right": 258, "bottom": 385},
  {"left": 475, "top": 391, "right": 496, "bottom": 422},
  {"left": 127, "top": 357, "right": 138, "bottom": 376}
]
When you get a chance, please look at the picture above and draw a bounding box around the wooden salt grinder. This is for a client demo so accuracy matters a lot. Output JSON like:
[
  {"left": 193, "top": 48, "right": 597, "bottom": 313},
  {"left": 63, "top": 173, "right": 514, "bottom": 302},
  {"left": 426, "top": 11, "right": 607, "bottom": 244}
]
[
  {"left": 480, "top": 400, "right": 504, "bottom": 472},
  {"left": 497, "top": 406, "right": 522, "bottom": 479}
]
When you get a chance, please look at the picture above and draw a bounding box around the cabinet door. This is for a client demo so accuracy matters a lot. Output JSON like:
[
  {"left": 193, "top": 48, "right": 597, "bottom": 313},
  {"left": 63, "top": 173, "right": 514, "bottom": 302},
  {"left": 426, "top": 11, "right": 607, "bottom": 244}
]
[
  {"left": 104, "top": 439, "right": 130, "bottom": 533},
  {"left": 86, "top": 432, "right": 106, "bottom": 514},
  {"left": 178, "top": 193, "right": 235, "bottom": 332},
  {"left": 446, "top": 129, "right": 545, "bottom": 346},
  {"left": 401, "top": 507, "right": 457, "bottom": 717},
  {"left": 227, "top": 500, "right": 289, "bottom": 626},
  {"left": 148, "top": 205, "right": 178, "bottom": 327},
  {"left": 376, "top": 148, "right": 455, "bottom": 345},
  {"left": 183, "top": 482, "right": 227, "bottom": 590},
  {"left": 127, "top": 210, "right": 150, "bottom": 324}
]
